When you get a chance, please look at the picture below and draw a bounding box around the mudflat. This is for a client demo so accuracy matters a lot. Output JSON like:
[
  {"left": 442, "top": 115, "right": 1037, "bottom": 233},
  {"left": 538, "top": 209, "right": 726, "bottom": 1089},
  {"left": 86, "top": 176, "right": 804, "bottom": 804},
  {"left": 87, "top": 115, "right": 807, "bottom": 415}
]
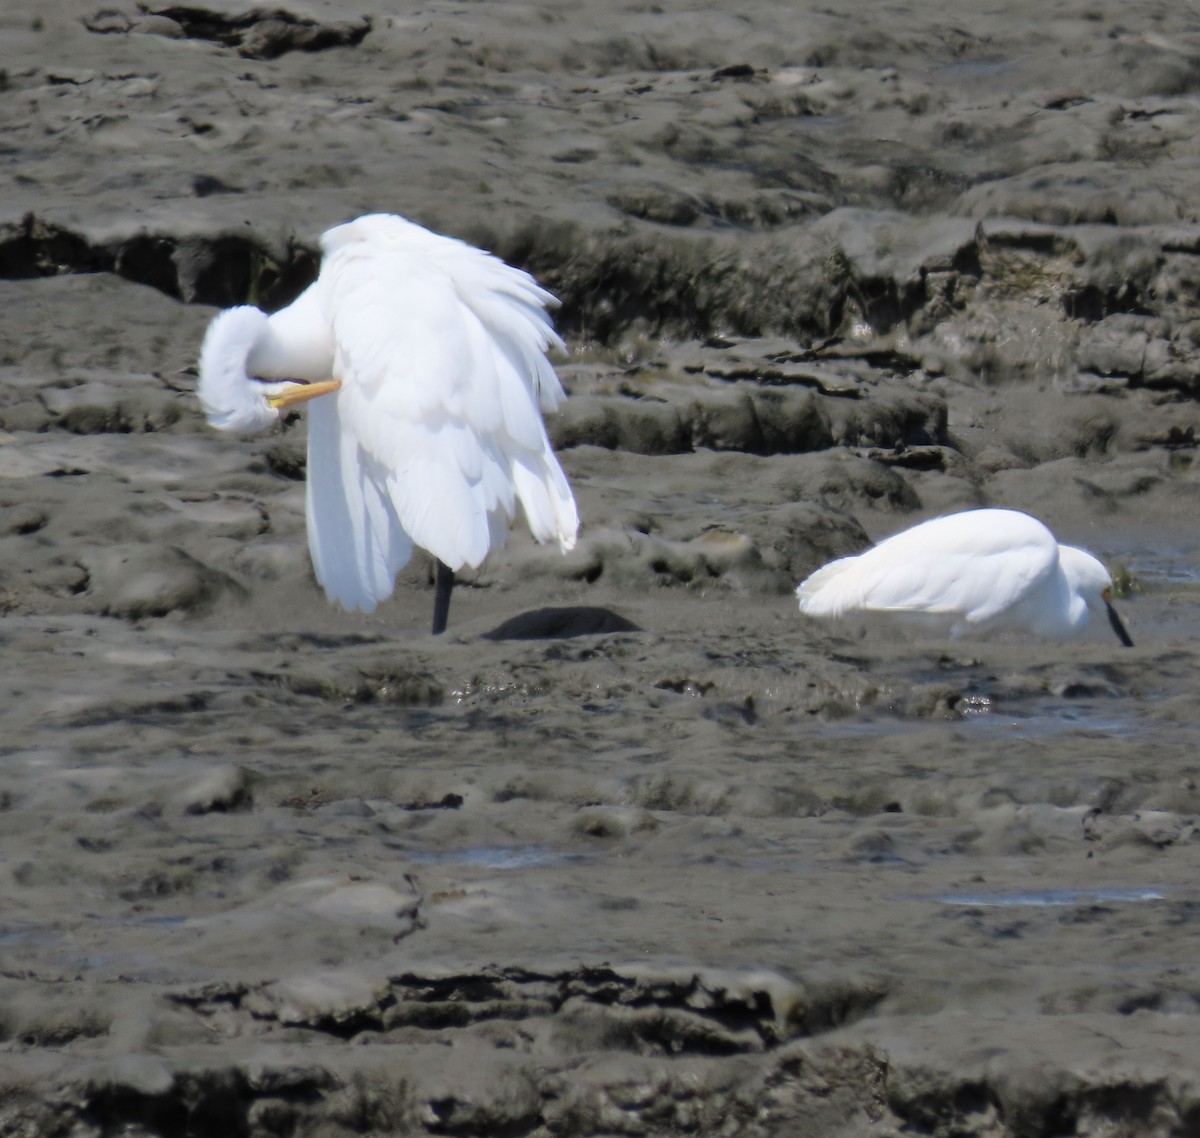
[{"left": 1, "top": 2, "right": 1199, "bottom": 1134}]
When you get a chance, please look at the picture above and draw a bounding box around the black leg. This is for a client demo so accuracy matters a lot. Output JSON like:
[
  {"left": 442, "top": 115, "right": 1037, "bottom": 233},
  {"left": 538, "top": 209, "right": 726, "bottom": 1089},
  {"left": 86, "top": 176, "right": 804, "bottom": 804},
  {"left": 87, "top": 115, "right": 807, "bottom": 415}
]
[{"left": 432, "top": 560, "right": 455, "bottom": 635}]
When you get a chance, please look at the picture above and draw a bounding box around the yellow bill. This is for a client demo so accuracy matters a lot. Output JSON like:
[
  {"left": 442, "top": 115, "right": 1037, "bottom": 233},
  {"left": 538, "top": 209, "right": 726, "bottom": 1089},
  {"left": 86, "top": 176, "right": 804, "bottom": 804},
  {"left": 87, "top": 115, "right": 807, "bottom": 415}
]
[{"left": 268, "top": 379, "right": 343, "bottom": 411}]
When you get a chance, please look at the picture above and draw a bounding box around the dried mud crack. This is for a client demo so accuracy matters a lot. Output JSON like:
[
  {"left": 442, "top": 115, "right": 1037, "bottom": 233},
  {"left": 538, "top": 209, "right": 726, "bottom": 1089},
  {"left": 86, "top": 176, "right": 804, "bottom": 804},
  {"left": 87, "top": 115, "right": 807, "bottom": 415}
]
[{"left": 172, "top": 963, "right": 888, "bottom": 1052}]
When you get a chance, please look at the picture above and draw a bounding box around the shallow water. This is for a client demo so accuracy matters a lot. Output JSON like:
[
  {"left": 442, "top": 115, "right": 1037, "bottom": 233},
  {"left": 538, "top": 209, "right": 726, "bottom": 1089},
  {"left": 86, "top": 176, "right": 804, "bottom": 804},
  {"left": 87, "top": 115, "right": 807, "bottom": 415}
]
[
  {"left": 812, "top": 697, "right": 1143, "bottom": 741},
  {"left": 403, "top": 844, "right": 596, "bottom": 870},
  {"left": 955, "top": 700, "right": 1142, "bottom": 741},
  {"left": 916, "top": 886, "right": 1169, "bottom": 907}
]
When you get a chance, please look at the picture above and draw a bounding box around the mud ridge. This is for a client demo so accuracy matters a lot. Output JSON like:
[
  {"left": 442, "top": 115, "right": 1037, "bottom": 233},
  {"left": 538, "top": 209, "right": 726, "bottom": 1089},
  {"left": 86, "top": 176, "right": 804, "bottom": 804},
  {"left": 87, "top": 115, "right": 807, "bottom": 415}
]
[
  {"left": 7, "top": 209, "right": 1200, "bottom": 395},
  {"left": 86, "top": 4, "right": 372, "bottom": 59},
  {"left": 170, "top": 964, "right": 889, "bottom": 1054},
  {"left": 0, "top": 213, "right": 315, "bottom": 308}
]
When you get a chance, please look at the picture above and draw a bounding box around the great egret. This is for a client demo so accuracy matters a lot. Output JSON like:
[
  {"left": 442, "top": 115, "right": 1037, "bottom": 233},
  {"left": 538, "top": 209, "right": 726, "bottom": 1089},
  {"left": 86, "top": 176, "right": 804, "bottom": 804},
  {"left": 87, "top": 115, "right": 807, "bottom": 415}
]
[
  {"left": 197, "top": 213, "right": 579, "bottom": 634},
  {"left": 795, "top": 508, "right": 1133, "bottom": 646}
]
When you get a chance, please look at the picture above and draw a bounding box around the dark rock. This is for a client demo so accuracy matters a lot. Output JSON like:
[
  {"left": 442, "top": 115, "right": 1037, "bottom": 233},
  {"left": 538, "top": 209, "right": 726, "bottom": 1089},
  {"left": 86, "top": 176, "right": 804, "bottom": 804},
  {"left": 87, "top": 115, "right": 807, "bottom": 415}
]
[{"left": 483, "top": 606, "right": 641, "bottom": 640}]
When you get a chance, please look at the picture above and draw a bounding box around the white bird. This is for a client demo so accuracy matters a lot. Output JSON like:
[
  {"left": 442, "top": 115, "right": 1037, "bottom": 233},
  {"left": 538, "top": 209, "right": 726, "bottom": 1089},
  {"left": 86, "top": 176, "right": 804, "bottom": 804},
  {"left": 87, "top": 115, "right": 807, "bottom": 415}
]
[
  {"left": 795, "top": 508, "right": 1133, "bottom": 646},
  {"left": 197, "top": 213, "right": 579, "bottom": 633}
]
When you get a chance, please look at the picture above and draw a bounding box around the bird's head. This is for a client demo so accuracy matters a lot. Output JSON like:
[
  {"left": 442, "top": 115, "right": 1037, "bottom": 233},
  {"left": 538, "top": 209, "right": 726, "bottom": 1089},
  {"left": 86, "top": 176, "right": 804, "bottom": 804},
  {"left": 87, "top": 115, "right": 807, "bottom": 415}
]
[
  {"left": 198, "top": 306, "right": 340, "bottom": 432},
  {"left": 1059, "top": 545, "right": 1134, "bottom": 647}
]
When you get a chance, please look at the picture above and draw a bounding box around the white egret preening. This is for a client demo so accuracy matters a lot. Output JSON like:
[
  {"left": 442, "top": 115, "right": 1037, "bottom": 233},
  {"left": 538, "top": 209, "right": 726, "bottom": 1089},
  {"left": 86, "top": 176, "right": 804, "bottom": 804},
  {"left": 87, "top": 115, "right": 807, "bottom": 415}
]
[
  {"left": 197, "top": 213, "right": 579, "bottom": 634},
  {"left": 795, "top": 508, "right": 1133, "bottom": 646}
]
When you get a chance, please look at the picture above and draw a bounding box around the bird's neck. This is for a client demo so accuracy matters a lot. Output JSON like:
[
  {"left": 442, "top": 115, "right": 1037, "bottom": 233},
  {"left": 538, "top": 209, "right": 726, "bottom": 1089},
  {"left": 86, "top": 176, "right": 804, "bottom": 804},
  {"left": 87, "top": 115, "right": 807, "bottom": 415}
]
[{"left": 247, "top": 287, "right": 335, "bottom": 382}]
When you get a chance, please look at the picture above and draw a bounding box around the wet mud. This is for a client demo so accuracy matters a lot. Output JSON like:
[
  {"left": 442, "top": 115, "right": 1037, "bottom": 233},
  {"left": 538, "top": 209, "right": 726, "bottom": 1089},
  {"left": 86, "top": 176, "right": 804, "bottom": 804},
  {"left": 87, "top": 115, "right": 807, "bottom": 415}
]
[{"left": 1, "top": 2, "right": 1200, "bottom": 1135}]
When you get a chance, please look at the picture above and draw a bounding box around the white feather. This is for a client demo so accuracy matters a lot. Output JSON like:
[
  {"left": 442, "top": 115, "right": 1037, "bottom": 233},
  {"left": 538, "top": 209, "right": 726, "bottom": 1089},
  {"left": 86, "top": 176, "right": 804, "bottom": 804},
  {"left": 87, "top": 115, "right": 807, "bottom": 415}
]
[
  {"left": 197, "top": 308, "right": 281, "bottom": 433},
  {"left": 305, "top": 396, "right": 413, "bottom": 612},
  {"left": 195, "top": 212, "right": 579, "bottom": 618},
  {"left": 796, "top": 508, "right": 1123, "bottom": 641}
]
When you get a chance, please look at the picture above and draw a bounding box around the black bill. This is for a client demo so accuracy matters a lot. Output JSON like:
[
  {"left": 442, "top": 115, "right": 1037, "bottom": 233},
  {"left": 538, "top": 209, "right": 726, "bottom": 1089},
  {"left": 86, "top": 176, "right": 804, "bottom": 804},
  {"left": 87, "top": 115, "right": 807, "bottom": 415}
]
[{"left": 1106, "top": 601, "right": 1134, "bottom": 648}]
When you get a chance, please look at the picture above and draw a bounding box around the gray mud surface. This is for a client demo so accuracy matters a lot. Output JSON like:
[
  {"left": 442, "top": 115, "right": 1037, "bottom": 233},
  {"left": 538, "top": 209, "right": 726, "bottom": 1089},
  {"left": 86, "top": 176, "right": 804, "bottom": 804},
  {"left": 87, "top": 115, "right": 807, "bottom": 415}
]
[{"left": 2, "top": 2, "right": 1200, "bottom": 1135}]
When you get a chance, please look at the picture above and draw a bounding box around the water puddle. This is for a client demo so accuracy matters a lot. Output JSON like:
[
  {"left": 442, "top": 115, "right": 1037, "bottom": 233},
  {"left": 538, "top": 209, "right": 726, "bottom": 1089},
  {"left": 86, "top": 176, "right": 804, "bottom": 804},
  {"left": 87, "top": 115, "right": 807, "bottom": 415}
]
[
  {"left": 953, "top": 699, "right": 1141, "bottom": 742},
  {"left": 88, "top": 913, "right": 189, "bottom": 930},
  {"left": 810, "top": 698, "right": 1141, "bottom": 742},
  {"left": 0, "top": 923, "right": 61, "bottom": 948},
  {"left": 402, "top": 844, "right": 595, "bottom": 870},
  {"left": 904, "top": 886, "right": 1168, "bottom": 908},
  {"left": 928, "top": 58, "right": 1015, "bottom": 87},
  {"left": 1124, "top": 548, "right": 1200, "bottom": 587}
]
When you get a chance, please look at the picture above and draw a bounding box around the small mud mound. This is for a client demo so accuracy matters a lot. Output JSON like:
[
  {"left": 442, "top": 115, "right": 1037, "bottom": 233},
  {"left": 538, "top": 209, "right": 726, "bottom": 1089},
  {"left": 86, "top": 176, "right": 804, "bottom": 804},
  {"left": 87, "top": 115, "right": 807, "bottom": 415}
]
[{"left": 483, "top": 606, "right": 642, "bottom": 640}]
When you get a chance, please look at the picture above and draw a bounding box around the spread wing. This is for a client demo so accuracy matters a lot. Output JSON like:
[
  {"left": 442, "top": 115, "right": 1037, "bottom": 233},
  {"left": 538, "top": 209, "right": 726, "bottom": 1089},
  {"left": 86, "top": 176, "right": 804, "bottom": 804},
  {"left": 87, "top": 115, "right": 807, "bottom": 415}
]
[
  {"left": 796, "top": 509, "right": 1059, "bottom": 626},
  {"left": 306, "top": 215, "right": 578, "bottom": 605}
]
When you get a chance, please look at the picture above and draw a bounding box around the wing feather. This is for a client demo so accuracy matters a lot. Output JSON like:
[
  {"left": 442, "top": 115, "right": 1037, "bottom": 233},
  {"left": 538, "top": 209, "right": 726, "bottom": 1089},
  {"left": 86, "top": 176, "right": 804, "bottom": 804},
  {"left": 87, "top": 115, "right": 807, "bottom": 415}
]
[
  {"left": 311, "top": 214, "right": 578, "bottom": 574},
  {"left": 381, "top": 423, "right": 491, "bottom": 569},
  {"left": 797, "top": 509, "right": 1059, "bottom": 625},
  {"left": 511, "top": 448, "right": 579, "bottom": 551},
  {"left": 305, "top": 395, "right": 413, "bottom": 612}
]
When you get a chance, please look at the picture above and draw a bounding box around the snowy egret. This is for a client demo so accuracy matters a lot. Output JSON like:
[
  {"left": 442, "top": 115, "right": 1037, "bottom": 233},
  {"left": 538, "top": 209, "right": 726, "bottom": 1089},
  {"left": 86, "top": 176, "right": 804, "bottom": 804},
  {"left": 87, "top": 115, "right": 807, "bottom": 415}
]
[
  {"left": 197, "top": 213, "right": 579, "bottom": 634},
  {"left": 795, "top": 508, "right": 1133, "bottom": 645}
]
